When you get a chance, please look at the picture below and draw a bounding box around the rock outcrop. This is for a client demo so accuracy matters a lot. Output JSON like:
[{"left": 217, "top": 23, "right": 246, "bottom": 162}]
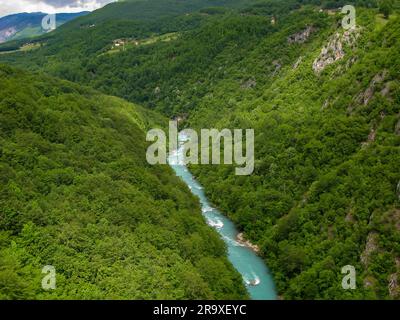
[
  {"left": 388, "top": 273, "right": 399, "bottom": 298},
  {"left": 293, "top": 56, "right": 303, "bottom": 69},
  {"left": 389, "top": 258, "right": 400, "bottom": 298},
  {"left": 0, "top": 27, "right": 17, "bottom": 43},
  {"left": 288, "top": 26, "right": 315, "bottom": 44},
  {"left": 363, "top": 276, "right": 377, "bottom": 289},
  {"left": 357, "top": 70, "right": 388, "bottom": 105},
  {"left": 241, "top": 78, "right": 257, "bottom": 89},
  {"left": 360, "top": 232, "right": 378, "bottom": 267},
  {"left": 381, "top": 82, "right": 391, "bottom": 98},
  {"left": 236, "top": 233, "right": 260, "bottom": 253},
  {"left": 312, "top": 28, "right": 360, "bottom": 74}
]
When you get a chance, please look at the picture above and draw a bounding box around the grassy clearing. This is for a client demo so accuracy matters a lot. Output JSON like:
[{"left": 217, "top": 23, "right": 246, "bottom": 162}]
[{"left": 103, "top": 32, "right": 179, "bottom": 55}]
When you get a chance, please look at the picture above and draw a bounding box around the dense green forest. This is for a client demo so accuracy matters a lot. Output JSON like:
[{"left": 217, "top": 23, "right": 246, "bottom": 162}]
[
  {"left": 0, "top": 0, "right": 399, "bottom": 300},
  {"left": 0, "top": 65, "right": 247, "bottom": 299},
  {"left": 190, "top": 10, "right": 400, "bottom": 299}
]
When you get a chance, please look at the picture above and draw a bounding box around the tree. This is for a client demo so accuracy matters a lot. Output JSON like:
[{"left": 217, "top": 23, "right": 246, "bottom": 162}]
[{"left": 379, "top": 0, "right": 394, "bottom": 18}]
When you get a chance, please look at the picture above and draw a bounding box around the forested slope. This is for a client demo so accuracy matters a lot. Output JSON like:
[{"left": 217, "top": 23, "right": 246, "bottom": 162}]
[
  {"left": 0, "top": 65, "right": 247, "bottom": 299},
  {"left": 0, "top": 0, "right": 399, "bottom": 300},
  {"left": 189, "top": 7, "right": 400, "bottom": 299}
]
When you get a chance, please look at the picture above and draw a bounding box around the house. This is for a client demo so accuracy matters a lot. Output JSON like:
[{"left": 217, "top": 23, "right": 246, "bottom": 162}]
[{"left": 113, "top": 39, "right": 126, "bottom": 49}]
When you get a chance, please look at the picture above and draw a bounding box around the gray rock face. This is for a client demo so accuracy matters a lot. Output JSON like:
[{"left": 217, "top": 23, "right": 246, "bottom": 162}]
[
  {"left": 356, "top": 70, "right": 388, "bottom": 106},
  {"left": 389, "top": 273, "right": 399, "bottom": 298},
  {"left": 389, "top": 257, "right": 400, "bottom": 298},
  {"left": 381, "top": 82, "right": 391, "bottom": 98},
  {"left": 288, "top": 26, "right": 315, "bottom": 44},
  {"left": 0, "top": 27, "right": 17, "bottom": 43},
  {"left": 241, "top": 78, "right": 257, "bottom": 89},
  {"left": 360, "top": 232, "right": 378, "bottom": 267},
  {"left": 312, "top": 28, "right": 360, "bottom": 74},
  {"left": 293, "top": 56, "right": 303, "bottom": 69}
]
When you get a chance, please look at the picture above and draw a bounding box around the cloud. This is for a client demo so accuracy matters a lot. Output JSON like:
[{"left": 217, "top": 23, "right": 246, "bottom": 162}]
[
  {"left": 0, "top": 0, "right": 117, "bottom": 18},
  {"left": 38, "top": 1, "right": 115, "bottom": 9}
]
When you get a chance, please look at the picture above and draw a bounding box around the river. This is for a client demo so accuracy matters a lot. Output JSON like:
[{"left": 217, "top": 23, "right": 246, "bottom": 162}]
[{"left": 168, "top": 133, "right": 276, "bottom": 300}]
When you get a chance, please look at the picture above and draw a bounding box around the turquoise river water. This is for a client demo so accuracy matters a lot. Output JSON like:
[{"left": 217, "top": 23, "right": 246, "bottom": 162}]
[{"left": 168, "top": 134, "right": 276, "bottom": 300}]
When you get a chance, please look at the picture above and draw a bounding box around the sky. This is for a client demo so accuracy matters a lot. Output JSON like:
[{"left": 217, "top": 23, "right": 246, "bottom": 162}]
[{"left": 0, "top": 0, "right": 118, "bottom": 18}]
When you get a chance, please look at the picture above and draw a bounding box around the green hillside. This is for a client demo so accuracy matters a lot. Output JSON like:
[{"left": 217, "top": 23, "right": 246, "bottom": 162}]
[
  {"left": 188, "top": 8, "right": 400, "bottom": 299},
  {"left": 0, "top": 64, "right": 247, "bottom": 299},
  {"left": 0, "top": 0, "right": 399, "bottom": 300}
]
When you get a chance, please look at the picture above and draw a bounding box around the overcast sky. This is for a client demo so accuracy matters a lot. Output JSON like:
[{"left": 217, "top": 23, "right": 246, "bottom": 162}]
[{"left": 0, "top": 0, "right": 118, "bottom": 18}]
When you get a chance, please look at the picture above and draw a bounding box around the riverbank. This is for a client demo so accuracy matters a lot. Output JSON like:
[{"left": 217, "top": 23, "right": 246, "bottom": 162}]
[{"left": 236, "top": 233, "right": 260, "bottom": 253}]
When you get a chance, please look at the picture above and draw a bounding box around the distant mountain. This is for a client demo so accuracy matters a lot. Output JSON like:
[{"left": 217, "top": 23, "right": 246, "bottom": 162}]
[{"left": 0, "top": 11, "right": 89, "bottom": 43}]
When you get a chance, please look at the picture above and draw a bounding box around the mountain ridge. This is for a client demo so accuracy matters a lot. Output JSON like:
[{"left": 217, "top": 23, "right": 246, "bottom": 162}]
[{"left": 0, "top": 11, "right": 89, "bottom": 43}]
